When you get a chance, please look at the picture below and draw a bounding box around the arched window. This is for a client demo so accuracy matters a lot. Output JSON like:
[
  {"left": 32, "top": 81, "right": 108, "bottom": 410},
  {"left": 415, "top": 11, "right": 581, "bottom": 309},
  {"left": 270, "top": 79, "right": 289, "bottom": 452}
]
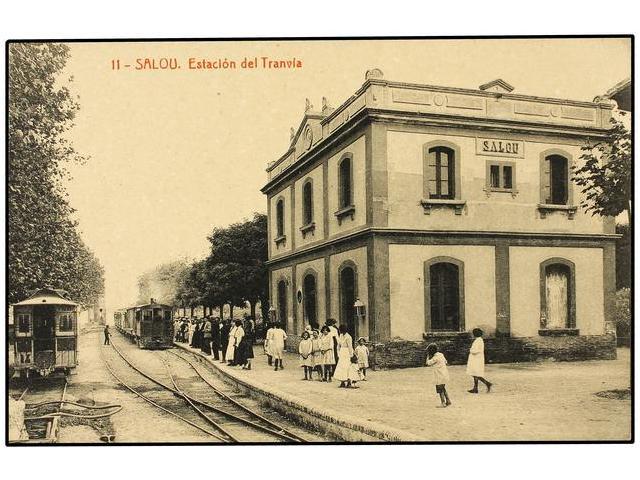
[
  {"left": 339, "top": 264, "right": 357, "bottom": 339},
  {"left": 339, "top": 156, "right": 353, "bottom": 209},
  {"left": 424, "top": 258, "right": 465, "bottom": 332},
  {"left": 277, "top": 280, "right": 288, "bottom": 329},
  {"left": 540, "top": 259, "right": 576, "bottom": 330},
  {"left": 540, "top": 152, "right": 571, "bottom": 206},
  {"left": 275, "top": 198, "right": 285, "bottom": 237},
  {"left": 302, "top": 273, "right": 318, "bottom": 329},
  {"left": 302, "top": 180, "right": 313, "bottom": 226},
  {"left": 426, "top": 146, "right": 455, "bottom": 199}
]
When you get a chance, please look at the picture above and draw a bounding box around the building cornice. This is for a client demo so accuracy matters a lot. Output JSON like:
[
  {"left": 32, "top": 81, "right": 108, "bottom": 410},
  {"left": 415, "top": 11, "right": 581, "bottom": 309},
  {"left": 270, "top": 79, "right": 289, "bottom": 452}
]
[
  {"left": 261, "top": 106, "right": 609, "bottom": 195},
  {"left": 266, "top": 228, "right": 620, "bottom": 265}
]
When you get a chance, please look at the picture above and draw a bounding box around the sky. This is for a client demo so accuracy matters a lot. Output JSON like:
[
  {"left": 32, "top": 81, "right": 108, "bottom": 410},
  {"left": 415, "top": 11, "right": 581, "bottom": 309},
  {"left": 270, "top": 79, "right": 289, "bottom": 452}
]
[{"left": 60, "top": 38, "right": 631, "bottom": 314}]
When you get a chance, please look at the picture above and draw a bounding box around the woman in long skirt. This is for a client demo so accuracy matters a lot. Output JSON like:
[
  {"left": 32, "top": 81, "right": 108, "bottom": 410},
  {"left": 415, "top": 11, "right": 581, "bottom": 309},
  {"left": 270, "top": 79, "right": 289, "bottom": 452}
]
[
  {"left": 333, "top": 325, "right": 355, "bottom": 387},
  {"left": 239, "top": 319, "right": 255, "bottom": 370}
]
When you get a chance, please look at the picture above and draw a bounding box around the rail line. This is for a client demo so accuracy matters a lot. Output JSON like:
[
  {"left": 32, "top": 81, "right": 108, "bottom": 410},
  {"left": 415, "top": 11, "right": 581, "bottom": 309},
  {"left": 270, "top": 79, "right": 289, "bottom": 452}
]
[
  {"left": 165, "top": 348, "right": 307, "bottom": 442},
  {"left": 105, "top": 338, "right": 304, "bottom": 442}
]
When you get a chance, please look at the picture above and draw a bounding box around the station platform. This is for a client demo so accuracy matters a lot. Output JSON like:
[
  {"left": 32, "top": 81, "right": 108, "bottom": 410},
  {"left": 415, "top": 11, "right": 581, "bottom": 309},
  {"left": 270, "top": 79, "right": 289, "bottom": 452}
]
[{"left": 174, "top": 341, "right": 631, "bottom": 442}]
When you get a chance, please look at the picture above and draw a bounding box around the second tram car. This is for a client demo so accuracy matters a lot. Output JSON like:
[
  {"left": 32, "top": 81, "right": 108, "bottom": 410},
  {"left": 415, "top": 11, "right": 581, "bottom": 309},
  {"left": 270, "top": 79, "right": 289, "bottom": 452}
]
[
  {"left": 126, "top": 300, "right": 174, "bottom": 349},
  {"left": 11, "top": 288, "right": 79, "bottom": 378}
]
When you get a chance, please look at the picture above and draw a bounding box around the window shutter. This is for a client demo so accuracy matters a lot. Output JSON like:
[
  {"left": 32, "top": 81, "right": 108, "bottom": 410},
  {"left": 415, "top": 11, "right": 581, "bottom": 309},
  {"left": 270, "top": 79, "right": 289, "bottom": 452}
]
[
  {"left": 425, "top": 150, "right": 437, "bottom": 197},
  {"left": 540, "top": 157, "right": 551, "bottom": 204}
]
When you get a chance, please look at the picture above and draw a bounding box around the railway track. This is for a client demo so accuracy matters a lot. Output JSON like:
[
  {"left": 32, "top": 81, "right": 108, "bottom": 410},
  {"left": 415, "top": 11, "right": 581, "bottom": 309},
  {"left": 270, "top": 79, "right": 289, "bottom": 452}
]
[
  {"left": 9, "top": 377, "right": 67, "bottom": 443},
  {"left": 102, "top": 337, "right": 308, "bottom": 443}
]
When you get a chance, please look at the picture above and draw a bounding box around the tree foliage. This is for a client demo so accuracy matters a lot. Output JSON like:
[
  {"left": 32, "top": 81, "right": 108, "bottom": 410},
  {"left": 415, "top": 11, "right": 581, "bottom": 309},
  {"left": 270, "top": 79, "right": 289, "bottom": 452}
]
[
  {"left": 8, "top": 43, "right": 104, "bottom": 306},
  {"left": 163, "top": 213, "right": 269, "bottom": 319},
  {"left": 137, "top": 258, "right": 191, "bottom": 305},
  {"left": 573, "top": 115, "right": 631, "bottom": 222}
]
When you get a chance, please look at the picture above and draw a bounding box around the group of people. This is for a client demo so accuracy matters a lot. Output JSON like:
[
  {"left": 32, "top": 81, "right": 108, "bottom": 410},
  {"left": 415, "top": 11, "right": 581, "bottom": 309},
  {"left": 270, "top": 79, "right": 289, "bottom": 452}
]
[
  {"left": 425, "top": 328, "right": 493, "bottom": 408},
  {"left": 264, "top": 318, "right": 370, "bottom": 389},
  {"left": 176, "top": 316, "right": 256, "bottom": 370}
]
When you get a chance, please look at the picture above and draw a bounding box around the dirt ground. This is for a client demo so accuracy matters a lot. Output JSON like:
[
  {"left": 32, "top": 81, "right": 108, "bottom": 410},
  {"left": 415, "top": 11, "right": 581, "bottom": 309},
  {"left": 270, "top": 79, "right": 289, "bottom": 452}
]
[
  {"left": 213, "top": 346, "right": 632, "bottom": 441},
  {"left": 60, "top": 327, "right": 217, "bottom": 443}
]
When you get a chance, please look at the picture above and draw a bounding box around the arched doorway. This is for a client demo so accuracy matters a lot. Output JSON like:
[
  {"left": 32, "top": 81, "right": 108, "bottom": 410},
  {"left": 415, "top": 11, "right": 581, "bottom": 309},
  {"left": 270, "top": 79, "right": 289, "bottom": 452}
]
[
  {"left": 339, "top": 265, "right": 357, "bottom": 339},
  {"left": 303, "top": 273, "right": 318, "bottom": 330},
  {"left": 429, "top": 262, "right": 461, "bottom": 331},
  {"left": 277, "top": 280, "right": 287, "bottom": 330}
]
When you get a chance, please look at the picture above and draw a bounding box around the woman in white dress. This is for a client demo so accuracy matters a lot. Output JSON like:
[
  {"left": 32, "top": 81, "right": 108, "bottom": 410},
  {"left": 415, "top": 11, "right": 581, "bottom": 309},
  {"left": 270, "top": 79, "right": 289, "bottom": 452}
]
[
  {"left": 466, "top": 328, "right": 492, "bottom": 393},
  {"left": 333, "top": 325, "right": 355, "bottom": 387},
  {"left": 225, "top": 323, "right": 237, "bottom": 365},
  {"left": 264, "top": 323, "right": 274, "bottom": 366}
]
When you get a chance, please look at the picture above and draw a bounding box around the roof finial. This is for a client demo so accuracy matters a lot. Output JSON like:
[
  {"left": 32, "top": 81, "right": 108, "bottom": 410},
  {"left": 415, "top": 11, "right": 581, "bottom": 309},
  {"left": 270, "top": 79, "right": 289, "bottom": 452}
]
[
  {"left": 305, "top": 98, "right": 313, "bottom": 112},
  {"left": 365, "top": 68, "right": 384, "bottom": 80}
]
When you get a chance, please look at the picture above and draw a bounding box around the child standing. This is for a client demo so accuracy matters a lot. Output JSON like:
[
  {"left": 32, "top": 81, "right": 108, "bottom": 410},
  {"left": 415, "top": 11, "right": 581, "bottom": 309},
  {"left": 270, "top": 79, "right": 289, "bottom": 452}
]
[
  {"left": 466, "top": 328, "right": 492, "bottom": 393},
  {"left": 354, "top": 337, "right": 370, "bottom": 380},
  {"left": 298, "top": 331, "right": 314, "bottom": 380},
  {"left": 346, "top": 354, "right": 362, "bottom": 388},
  {"left": 264, "top": 322, "right": 274, "bottom": 366},
  {"left": 319, "top": 325, "right": 335, "bottom": 381},
  {"left": 270, "top": 323, "right": 287, "bottom": 371},
  {"left": 426, "top": 343, "right": 451, "bottom": 407},
  {"left": 311, "top": 330, "right": 323, "bottom": 380}
]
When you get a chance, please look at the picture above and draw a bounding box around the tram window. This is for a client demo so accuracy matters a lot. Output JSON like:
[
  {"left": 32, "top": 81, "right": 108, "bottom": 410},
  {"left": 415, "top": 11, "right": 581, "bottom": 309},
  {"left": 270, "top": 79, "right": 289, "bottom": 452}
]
[
  {"left": 58, "top": 313, "right": 74, "bottom": 332},
  {"left": 136, "top": 310, "right": 142, "bottom": 321},
  {"left": 143, "top": 310, "right": 152, "bottom": 321},
  {"left": 17, "top": 314, "right": 31, "bottom": 333},
  {"left": 164, "top": 310, "right": 172, "bottom": 321},
  {"left": 153, "top": 308, "right": 163, "bottom": 321}
]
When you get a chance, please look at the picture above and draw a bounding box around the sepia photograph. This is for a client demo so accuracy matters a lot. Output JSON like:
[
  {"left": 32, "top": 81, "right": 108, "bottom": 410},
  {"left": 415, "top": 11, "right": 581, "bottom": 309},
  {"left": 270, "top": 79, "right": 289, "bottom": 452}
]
[{"left": 5, "top": 36, "right": 633, "bottom": 447}]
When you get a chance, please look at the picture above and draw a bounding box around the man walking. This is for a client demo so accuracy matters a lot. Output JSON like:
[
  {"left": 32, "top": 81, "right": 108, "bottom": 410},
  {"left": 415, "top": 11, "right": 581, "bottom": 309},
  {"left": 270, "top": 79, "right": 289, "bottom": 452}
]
[{"left": 104, "top": 325, "right": 111, "bottom": 345}]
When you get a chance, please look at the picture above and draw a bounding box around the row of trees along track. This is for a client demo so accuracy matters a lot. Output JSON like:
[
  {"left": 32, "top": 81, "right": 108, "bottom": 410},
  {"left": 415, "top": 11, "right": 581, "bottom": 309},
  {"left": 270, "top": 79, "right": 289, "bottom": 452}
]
[
  {"left": 137, "top": 213, "right": 270, "bottom": 321},
  {"left": 8, "top": 43, "right": 105, "bottom": 305},
  {"left": 101, "top": 335, "right": 308, "bottom": 443}
]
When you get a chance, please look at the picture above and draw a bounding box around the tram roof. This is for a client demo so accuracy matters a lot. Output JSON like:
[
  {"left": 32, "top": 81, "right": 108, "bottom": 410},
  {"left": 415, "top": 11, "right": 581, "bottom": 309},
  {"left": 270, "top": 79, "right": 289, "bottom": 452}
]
[
  {"left": 127, "top": 302, "right": 174, "bottom": 310},
  {"left": 13, "top": 288, "right": 79, "bottom": 306}
]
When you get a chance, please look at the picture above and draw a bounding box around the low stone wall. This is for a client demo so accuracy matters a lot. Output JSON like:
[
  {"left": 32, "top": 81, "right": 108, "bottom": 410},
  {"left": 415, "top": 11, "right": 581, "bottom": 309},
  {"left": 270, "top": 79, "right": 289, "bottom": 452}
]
[{"left": 370, "top": 333, "right": 617, "bottom": 369}]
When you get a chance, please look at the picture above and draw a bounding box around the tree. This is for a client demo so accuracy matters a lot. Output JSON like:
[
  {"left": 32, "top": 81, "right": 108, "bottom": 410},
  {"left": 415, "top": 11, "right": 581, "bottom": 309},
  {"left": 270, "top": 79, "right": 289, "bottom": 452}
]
[
  {"left": 137, "top": 258, "right": 191, "bottom": 306},
  {"left": 8, "top": 43, "right": 104, "bottom": 306},
  {"left": 572, "top": 115, "right": 632, "bottom": 224},
  {"left": 206, "top": 213, "right": 269, "bottom": 320}
]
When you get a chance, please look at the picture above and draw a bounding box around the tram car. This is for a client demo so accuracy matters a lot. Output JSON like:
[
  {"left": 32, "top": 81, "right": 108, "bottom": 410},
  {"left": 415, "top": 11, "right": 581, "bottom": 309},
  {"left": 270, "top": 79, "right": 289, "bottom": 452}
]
[
  {"left": 113, "top": 308, "right": 133, "bottom": 337},
  {"left": 126, "top": 300, "right": 174, "bottom": 349},
  {"left": 11, "top": 288, "right": 79, "bottom": 378}
]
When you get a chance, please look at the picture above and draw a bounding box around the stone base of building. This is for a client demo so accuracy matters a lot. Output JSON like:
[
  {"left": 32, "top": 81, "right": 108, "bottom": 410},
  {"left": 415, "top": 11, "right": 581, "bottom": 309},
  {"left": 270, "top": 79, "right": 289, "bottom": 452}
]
[
  {"left": 369, "top": 333, "right": 617, "bottom": 369},
  {"left": 286, "top": 332, "right": 617, "bottom": 369}
]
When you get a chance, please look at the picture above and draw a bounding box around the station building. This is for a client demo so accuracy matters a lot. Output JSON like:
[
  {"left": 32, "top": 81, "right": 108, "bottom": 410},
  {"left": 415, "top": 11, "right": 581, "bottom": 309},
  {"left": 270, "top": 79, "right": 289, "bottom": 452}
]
[{"left": 261, "top": 70, "right": 618, "bottom": 367}]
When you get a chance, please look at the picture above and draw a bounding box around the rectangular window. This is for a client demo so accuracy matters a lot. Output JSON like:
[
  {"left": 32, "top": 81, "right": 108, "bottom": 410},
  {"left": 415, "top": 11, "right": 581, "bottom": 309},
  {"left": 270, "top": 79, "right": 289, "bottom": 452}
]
[
  {"left": 17, "top": 314, "right": 31, "bottom": 333},
  {"left": 58, "top": 313, "right": 74, "bottom": 332},
  {"left": 486, "top": 161, "right": 516, "bottom": 193},
  {"left": 143, "top": 310, "right": 152, "bottom": 321}
]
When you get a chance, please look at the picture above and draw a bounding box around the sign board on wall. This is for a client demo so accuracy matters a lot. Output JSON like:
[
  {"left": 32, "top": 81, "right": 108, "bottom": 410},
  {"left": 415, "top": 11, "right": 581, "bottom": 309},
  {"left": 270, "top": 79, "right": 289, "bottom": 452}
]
[{"left": 476, "top": 138, "right": 524, "bottom": 158}]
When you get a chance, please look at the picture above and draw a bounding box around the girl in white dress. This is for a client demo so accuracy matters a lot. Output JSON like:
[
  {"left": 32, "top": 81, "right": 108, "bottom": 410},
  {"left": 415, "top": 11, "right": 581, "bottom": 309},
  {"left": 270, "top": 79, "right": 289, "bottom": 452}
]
[
  {"left": 225, "top": 323, "right": 237, "bottom": 364},
  {"left": 319, "top": 325, "right": 335, "bottom": 381},
  {"left": 466, "top": 328, "right": 492, "bottom": 393},
  {"left": 298, "top": 331, "right": 314, "bottom": 380},
  {"left": 311, "top": 330, "right": 323, "bottom": 380},
  {"left": 264, "top": 323, "right": 274, "bottom": 366},
  {"left": 270, "top": 323, "right": 287, "bottom": 371},
  {"left": 426, "top": 343, "right": 451, "bottom": 407},
  {"left": 333, "top": 325, "right": 355, "bottom": 387},
  {"left": 355, "top": 337, "right": 370, "bottom": 380}
]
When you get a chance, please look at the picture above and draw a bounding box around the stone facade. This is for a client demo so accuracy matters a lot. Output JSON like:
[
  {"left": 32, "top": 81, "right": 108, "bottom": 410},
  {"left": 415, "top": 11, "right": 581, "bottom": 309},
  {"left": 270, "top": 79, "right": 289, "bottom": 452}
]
[{"left": 262, "top": 71, "right": 618, "bottom": 368}]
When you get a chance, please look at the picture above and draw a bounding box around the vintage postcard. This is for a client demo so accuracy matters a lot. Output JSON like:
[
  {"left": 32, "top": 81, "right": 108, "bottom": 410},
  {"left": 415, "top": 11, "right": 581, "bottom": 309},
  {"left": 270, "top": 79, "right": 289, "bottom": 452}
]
[{"left": 6, "top": 37, "right": 632, "bottom": 445}]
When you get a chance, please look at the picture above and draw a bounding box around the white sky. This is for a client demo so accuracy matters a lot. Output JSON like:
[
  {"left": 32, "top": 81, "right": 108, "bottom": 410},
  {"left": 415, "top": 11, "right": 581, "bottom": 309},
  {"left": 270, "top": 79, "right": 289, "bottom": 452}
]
[{"left": 60, "top": 38, "right": 631, "bottom": 313}]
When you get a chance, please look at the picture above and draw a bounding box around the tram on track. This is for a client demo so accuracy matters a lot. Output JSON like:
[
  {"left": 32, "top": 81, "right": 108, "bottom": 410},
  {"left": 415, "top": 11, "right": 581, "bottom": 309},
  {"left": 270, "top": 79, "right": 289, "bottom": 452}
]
[
  {"left": 118, "top": 300, "right": 174, "bottom": 349},
  {"left": 11, "top": 288, "right": 79, "bottom": 378}
]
